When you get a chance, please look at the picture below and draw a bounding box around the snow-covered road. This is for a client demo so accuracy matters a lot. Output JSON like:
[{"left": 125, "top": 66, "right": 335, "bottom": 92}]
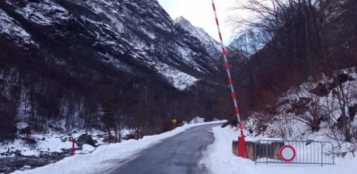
[
  {"left": 9, "top": 122, "right": 357, "bottom": 174},
  {"left": 108, "top": 123, "right": 220, "bottom": 174},
  {"left": 10, "top": 122, "right": 223, "bottom": 174}
]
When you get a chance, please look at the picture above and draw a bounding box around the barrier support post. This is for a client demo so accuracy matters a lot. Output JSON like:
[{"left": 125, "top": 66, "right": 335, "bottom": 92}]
[{"left": 72, "top": 139, "right": 76, "bottom": 156}]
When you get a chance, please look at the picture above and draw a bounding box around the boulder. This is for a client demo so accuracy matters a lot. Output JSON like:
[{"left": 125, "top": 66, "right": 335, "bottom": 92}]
[
  {"left": 19, "top": 126, "right": 31, "bottom": 137},
  {"left": 22, "top": 137, "right": 36, "bottom": 145},
  {"left": 309, "top": 119, "right": 321, "bottom": 132},
  {"left": 288, "top": 97, "right": 311, "bottom": 115},
  {"left": 286, "top": 108, "right": 295, "bottom": 114},
  {"left": 295, "top": 106, "right": 309, "bottom": 116},
  {"left": 295, "top": 97, "right": 311, "bottom": 107},
  {"left": 330, "top": 73, "right": 354, "bottom": 89},
  {"left": 76, "top": 134, "right": 97, "bottom": 147},
  {"left": 309, "top": 83, "right": 331, "bottom": 97},
  {"left": 336, "top": 73, "right": 354, "bottom": 84},
  {"left": 61, "top": 137, "right": 68, "bottom": 143}
]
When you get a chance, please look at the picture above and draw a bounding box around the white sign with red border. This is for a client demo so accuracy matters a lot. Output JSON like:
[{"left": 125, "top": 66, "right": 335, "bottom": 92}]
[{"left": 279, "top": 145, "right": 296, "bottom": 162}]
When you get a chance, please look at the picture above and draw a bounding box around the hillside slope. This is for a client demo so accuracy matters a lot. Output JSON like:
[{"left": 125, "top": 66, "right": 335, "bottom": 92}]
[{"left": 0, "top": 0, "right": 227, "bottom": 143}]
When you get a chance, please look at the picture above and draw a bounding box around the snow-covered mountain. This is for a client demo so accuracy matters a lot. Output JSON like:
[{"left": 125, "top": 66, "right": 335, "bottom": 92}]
[
  {"left": 0, "top": 0, "right": 228, "bottom": 146},
  {"left": 174, "top": 16, "right": 221, "bottom": 59},
  {"left": 0, "top": 0, "right": 221, "bottom": 90}
]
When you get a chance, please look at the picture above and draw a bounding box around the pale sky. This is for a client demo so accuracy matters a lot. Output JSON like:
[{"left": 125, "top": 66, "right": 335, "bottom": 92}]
[{"left": 157, "top": 0, "right": 238, "bottom": 46}]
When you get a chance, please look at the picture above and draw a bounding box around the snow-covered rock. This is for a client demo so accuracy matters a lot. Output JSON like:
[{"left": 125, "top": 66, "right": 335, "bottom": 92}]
[
  {"left": 174, "top": 16, "right": 221, "bottom": 59},
  {"left": 0, "top": 8, "right": 35, "bottom": 47}
]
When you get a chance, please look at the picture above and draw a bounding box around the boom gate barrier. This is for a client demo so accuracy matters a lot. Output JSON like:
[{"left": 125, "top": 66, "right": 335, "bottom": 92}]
[{"left": 210, "top": 0, "right": 249, "bottom": 159}]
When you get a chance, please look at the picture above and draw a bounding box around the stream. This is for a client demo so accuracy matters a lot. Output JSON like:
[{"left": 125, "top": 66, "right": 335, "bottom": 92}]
[{"left": 0, "top": 152, "right": 71, "bottom": 174}]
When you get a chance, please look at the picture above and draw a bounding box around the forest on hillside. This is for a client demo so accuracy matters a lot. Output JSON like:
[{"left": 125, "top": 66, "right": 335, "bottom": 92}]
[
  {"left": 229, "top": 0, "right": 356, "bottom": 113},
  {"left": 228, "top": 0, "right": 357, "bottom": 150},
  {"left": 0, "top": 31, "right": 231, "bottom": 143}
]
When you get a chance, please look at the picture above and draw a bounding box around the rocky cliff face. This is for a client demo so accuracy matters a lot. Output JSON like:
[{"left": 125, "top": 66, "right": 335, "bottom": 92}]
[{"left": 174, "top": 16, "right": 221, "bottom": 60}]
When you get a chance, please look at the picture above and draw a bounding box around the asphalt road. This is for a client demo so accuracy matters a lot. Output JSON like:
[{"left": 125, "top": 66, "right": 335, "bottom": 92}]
[{"left": 109, "top": 123, "right": 220, "bottom": 174}]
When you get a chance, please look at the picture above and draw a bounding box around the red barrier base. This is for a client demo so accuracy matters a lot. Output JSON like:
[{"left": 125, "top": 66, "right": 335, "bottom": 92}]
[{"left": 238, "top": 136, "right": 249, "bottom": 159}]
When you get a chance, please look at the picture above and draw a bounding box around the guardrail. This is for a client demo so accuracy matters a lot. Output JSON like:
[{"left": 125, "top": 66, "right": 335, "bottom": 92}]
[{"left": 254, "top": 140, "right": 334, "bottom": 166}]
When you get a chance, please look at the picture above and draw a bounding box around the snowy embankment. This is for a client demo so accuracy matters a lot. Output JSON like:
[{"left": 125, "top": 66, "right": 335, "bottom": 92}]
[
  {"left": 202, "top": 126, "right": 357, "bottom": 174},
  {"left": 10, "top": 121, "right": 223, "bottom": 174},
  {"left": 0, "top": 128, "right": 108, "bottom": 158}
]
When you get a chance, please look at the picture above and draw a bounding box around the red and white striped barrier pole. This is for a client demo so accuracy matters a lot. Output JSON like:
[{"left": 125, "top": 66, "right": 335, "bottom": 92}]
[{"left": 210, "top": 0, "right": 248, "bottom": 158}]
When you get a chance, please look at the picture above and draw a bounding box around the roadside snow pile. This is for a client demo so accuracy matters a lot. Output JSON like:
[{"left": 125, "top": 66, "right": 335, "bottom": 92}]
[
  {"left": 202, "top": 126, "right": 357, "bottom": 174},
  {"left": 80, "top": 145, "right": 95, "bottom": 154},
  {"left": 200, "top": 126, "right": 262, "bottom": 174},
  {"left": 189, "top": 116, "right": 205, "bottom": 124},
  {"left": 10, "top": 121, "right": 224, "bottom": 174}
]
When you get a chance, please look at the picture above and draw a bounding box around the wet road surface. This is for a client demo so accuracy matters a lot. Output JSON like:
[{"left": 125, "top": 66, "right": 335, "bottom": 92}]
[{"left": 108, "top": 123, "right": 220, "bottom": 174}]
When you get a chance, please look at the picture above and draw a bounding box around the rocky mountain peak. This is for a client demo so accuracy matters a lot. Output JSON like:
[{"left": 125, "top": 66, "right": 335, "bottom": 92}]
[{"left": 174, "top": 16, "right": 221, "bottom": 59}]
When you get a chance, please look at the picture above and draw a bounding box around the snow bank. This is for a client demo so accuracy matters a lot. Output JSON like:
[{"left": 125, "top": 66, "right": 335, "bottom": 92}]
[
  {"left": 202, "top": 126, "right": 357, "bottom": 174},
  {"left": 189, "top": 116, "right": 205, "bottom": 124}
]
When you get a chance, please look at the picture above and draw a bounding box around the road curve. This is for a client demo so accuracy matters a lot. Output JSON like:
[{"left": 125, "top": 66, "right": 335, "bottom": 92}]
[{"left": 108, "top": 123, "right": 220, "bottom": 174}]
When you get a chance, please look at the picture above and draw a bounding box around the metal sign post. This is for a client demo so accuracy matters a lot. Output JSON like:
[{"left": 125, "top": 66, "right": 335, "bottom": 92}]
[
  {"left": 172, "top": 119, "right": 177, "bottom": 128},
  {"left": 72, "top": 139, "right": 76, "bottom": 156}
]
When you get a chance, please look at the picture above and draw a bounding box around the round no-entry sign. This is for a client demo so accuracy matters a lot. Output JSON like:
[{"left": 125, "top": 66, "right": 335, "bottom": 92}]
[{"left": 279, "top": 145, "right": 296, "bottom": 162}]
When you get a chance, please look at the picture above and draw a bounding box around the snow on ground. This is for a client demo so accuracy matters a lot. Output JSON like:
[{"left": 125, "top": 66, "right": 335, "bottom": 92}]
[
  {"left": 189, "top": 116, "right": 205, "bottom": 124},
  {"left": 0, "top": 131, "right": 106, "bottom": 158},
  {"left": 9, "top": 121, "right": 224, "bottom": 174},
  {"left": 202, "top": 126, "right": 357, "bottom": 174}
]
